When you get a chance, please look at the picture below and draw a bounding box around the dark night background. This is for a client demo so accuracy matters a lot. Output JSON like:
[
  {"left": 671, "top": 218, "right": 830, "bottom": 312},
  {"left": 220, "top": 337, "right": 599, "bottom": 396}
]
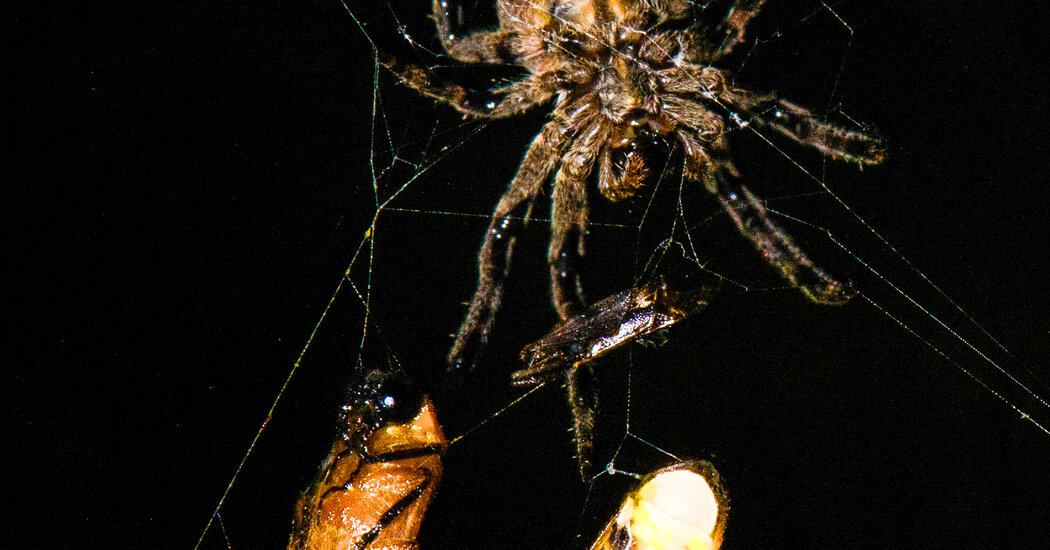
[{"left": 8, "top": 1, "right": 1049, "bottom": 548}]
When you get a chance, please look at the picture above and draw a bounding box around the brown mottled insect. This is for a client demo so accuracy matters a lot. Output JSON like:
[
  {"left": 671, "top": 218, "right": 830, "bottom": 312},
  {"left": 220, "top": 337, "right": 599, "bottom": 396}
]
[
  {"left": 383, "top": 0, "right": 884, "bottom": 371},
  {"left": 589, "top": 460, "right": 730, "bottom": 550},
  {"left": 515, "top": 279, "right": 716, "bottom": 384},
  {"left": 515, "top": 279, "right": 715, "bottom": 474},
  {"left": 289, "top": 368, "right": 447, "bottom": 550}
]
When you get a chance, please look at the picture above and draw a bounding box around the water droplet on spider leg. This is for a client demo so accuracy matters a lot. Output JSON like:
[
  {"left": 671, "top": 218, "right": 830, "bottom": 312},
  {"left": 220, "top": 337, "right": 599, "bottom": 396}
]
[{"left": 492, "top": 219, "right": 512, "bottom": 240}]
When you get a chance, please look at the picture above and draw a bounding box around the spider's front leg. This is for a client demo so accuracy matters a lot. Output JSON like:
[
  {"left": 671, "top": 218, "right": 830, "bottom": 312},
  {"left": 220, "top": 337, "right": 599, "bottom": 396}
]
[
  {"left": 382, "top": 0, "right": 564, "bottom": 118},
  {"left": 565, "top": 364, "right": 598, "bottom": 477},
  {"left": 684, "top": 134, "right": 853, "bottom": 304},
  {"left": 709, "top": 0, "right": 768, "bottom": 58},
  {"left": 728, "top": 91, "right": 887, "bottom": 165},
  {"left": 381, "top": 58, "right": 560, "bottom": 118},
  {"left": 447, "top": 122, "right": 566, "bottom": 371},
  {"left": 550, "top": 155, "right": 597, "bottom": 474},
  {"left": 431, "top": 0, "right": 520, "bottom": 64}
]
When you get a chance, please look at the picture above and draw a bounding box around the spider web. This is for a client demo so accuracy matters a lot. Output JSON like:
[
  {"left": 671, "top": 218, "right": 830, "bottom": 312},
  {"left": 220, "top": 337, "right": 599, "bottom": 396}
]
[{"left": 191, "top": 2, "right": 1049, "bottom": 548}]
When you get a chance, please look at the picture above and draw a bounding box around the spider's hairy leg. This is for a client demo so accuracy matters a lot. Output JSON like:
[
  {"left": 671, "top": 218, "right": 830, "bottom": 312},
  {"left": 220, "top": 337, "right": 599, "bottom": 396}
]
[
  {"left": 549, "top": 119, "right": 610, "bottom": 321},
  {"left": 693, "top": 136, "right": 852, "bottom": 304},
  {"left": 549, "top": 163, "right": 589, "bottom": 322},
  {"left": 668, "top": 66, "right": 886, "bottom": 165},
  {"left": 381, "top": 57, "right": 558, "bottom": 118},
  {"left": 566, "top": 364, "right": 598, "bottom": 479},
  {"left": 731, "top": 92, "right": 887, "bottom": 165},
  {"left": 448, "top": 122, "right": 567, "bottom": 371},
  {"left": 546, "top": 117, "right": 609, "bottom": 477},
  {"left": 709, "top": 0, "right": 768, "bottom": 58},
  {"left": 431, "top": 0, "right": 520, "bottom": 64},
  {"left": 661, "top": 94, "right": 726, "bottom": 150}
]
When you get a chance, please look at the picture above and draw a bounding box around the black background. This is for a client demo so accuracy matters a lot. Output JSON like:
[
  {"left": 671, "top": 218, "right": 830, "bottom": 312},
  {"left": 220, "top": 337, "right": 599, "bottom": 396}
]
[{"left": 8, "top": 1, "right": 1050, "bottom": 548}]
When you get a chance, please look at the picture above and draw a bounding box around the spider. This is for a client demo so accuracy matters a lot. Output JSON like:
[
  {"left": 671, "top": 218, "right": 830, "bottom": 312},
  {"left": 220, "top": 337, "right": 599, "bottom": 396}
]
[{"left": 382, "top": 0, "right": 885, "bottom": 371}]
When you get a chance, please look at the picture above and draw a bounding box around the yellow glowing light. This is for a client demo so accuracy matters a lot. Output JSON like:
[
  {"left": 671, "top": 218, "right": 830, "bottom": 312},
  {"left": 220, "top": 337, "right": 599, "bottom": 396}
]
[{"left": 630, "top": 469, "right": 720, "bottom": 550}]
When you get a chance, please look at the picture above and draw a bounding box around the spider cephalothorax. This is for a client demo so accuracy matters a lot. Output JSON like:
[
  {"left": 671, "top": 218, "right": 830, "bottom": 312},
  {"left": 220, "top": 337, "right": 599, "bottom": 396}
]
[{"left": 384, "top": 0, "right": 885, "bottom": 370}]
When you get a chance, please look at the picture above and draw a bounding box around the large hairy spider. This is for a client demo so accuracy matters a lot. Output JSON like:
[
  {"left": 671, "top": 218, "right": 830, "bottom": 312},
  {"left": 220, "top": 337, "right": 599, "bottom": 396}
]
[{"left": 383, "top": 0, "right": 885, "bottom": 371}]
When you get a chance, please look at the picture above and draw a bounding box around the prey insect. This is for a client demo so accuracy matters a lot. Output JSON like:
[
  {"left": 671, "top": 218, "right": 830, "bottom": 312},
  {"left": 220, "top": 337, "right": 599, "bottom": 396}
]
[
  {"left": 289, "top": 367, "right": 447, "bottom": 550},
  {"left": 589, "top": 460, "right": 729, "bottom": 550},
  {"left": 516, "top": 279, "right": 716, "bottom": 475},
  {"left": 516, "top": 279, "right": 716, "bottom": 384}
]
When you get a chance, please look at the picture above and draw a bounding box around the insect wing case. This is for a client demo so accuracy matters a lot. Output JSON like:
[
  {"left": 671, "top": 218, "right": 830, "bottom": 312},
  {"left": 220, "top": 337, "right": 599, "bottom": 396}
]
[
  {"left": 289, "top": 371, "right": 448, "bottom": 550},
  {"left": 515, "top": 281, "right": 715, "bottom": 384}
]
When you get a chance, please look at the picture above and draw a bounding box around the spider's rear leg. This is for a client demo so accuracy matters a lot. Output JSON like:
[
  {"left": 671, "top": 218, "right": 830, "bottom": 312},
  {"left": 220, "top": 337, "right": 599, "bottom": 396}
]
[
  {"left": 689, "top": 135, "right": 852, "bottom": 304},
  {"left": 448, "top": 122, "right": 566, "bottom": 371}
]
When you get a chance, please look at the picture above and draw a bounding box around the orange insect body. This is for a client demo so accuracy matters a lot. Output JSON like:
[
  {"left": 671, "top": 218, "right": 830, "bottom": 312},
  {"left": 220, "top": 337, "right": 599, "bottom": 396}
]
[{"left": 290, "top": 386, "right": 447, "bottom": 550}]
